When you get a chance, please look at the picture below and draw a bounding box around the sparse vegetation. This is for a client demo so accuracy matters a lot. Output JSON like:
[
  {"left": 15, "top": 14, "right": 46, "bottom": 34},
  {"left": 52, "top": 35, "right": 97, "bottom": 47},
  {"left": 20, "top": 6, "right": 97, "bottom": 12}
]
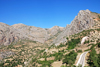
[
  {"left": 98, "top": 15, "right": 100, "bottom": 19},
  {"left": 0, "top": 13, "right": 100, "bottom": 67},
  {"left": 0, "top": 40, "right": 48, "bottom": 67},
  {"left": 57, "top": 43, "right": 65, "bottom": 48},
  {"left": 77, "top": 50, "right": 82, "bottom": 53},
  {"left": 37, "top": 60, "right": 54, "bottom": 67}
]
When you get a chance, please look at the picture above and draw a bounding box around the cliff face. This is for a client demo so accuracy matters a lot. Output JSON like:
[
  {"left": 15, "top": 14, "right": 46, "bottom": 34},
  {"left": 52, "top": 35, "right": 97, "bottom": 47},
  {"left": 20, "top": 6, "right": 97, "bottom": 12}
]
[
  {"left": 0, "top": 9, "right": 99, "bottom": 46},
  {"left": 53, "top": 9, "right": 95, "bottom": 46}
]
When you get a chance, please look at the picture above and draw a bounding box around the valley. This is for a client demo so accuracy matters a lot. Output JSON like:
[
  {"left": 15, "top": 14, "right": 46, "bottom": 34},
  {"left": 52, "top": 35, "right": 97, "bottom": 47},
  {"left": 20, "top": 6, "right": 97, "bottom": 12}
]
[{"left": 0, "top": 9, "right": 100, "bottom": 67}]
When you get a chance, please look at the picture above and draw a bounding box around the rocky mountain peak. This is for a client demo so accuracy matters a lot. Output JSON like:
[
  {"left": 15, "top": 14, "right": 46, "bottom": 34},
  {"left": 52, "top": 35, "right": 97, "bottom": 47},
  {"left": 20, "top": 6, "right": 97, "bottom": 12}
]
[
  {"left": 12, "top": 23, "right": 27, "bottom": 29},
  {"left": 79, "top": 9, "right": 90, "bottom": 14},
  {"left": 49, "top": 26, "right": 64, "bottom": 31},
  {"left": 53, "top": 9, "right": 95, "bottom": 46}
]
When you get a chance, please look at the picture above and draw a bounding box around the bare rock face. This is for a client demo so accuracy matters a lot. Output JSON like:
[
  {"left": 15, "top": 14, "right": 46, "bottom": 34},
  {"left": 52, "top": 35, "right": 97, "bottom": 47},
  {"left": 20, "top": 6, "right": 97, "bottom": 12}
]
[
  {"left": 53, "top": 9, "right": 95, "bottom": 46},
  {"left": 47, "top": 26, "right": 64, "bottom": 36},
  {"left": 0, "top": 9, "right": 98, "bottom": 46},
  {"left": 0, "top": 22, "right": 19, "bottom": 46},
  {"left": 12, "top": 24, "right": 48, "bottom": 43},
  {"left": 12, "top": 24, "right": 64, "bottom": 43},
  {"left": 1, "top": 23, "right": 64, "bottom": 46}
]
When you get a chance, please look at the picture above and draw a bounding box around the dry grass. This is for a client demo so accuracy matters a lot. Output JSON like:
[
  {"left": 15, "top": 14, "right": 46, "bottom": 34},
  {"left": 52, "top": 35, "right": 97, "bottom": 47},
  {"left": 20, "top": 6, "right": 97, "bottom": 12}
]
[{"left": 51, "top": 60, "right": 62, "bottom": 67}]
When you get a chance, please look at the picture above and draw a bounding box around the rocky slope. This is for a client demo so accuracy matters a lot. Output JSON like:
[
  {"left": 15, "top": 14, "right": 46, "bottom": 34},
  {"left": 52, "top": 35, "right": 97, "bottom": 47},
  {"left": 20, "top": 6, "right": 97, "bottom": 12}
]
[
  {"left": 0, "top": 23, "right": 64, "bottom": 46},
  {"left": 0, "top": 23, "right": 19, "bottom": 46},
  {"left": 53, "top": 9, "right": 98, "bottom": 46},
  {"left": 0, "top": 9, "right": 100, "bottom": 46}
]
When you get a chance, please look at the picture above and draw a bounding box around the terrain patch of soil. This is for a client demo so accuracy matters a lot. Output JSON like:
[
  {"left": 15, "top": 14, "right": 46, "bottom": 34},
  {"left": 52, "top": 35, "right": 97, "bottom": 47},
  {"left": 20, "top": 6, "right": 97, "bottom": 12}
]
[{"left": 51, "top": 61, "right": 62, "bottom": 67}]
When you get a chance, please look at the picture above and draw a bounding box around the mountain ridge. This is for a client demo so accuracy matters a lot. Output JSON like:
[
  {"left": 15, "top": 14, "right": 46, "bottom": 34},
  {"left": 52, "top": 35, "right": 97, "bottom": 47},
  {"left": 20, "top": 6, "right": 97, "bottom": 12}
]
[{"left": 0, "top": 9, "right": 100, "bottom": 46}]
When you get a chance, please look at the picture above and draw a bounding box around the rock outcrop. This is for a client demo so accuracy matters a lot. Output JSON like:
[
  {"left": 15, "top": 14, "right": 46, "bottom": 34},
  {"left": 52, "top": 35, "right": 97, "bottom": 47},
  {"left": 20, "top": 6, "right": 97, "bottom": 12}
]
[
  {"left": 53, "top": 9, "right": 95, "bottom": 46},
  {"left": 0, "top": 22, "right": 19, "bottom": 46},
  {"left": 81, "top": 36, "right": 89, "bottom": 45}
]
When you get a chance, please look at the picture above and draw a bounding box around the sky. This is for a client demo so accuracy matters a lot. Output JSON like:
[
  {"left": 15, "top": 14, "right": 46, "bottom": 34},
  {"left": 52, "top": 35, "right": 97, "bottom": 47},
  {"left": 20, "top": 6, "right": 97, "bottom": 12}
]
[{"left": 0, "top": 0, "right": 100, "bottom": 28}]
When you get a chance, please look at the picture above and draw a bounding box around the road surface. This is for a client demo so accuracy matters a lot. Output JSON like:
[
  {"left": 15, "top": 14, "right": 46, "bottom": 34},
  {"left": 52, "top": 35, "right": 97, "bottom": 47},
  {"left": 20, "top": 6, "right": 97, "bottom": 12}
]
[{"left": 76, "top": 51, "right": 89, "bottom": 67}]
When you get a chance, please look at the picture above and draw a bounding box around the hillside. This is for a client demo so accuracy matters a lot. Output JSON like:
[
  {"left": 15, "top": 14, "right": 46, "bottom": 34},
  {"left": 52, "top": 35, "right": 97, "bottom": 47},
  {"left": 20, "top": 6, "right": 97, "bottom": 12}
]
[
  {"left": 0, "top": 9, "right": 100, "bottom": 67},
  {"left": 0, "top": 22, "right": 64, "bottom": 46},
  {"left": 53, "top": 9, "right": 98, "bottom": 46}
]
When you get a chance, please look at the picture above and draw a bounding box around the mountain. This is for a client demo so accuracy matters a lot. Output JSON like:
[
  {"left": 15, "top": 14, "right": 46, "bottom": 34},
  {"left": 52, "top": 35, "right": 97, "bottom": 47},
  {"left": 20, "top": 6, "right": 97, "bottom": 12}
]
[
  {"left": 0, "top": 22, "right": 19, "bottom": 46},
  {"left": 0, "top": 22, "right": 64, "bottom": 46},
  {"left": 0, "top": 9, "right": 100, "bottom": 67},
  {"left": 53, "top": 9, "right": 97, "bottom": 46},
  {"left": 0, "top": 9, "right": 100, "bottom": 46}
]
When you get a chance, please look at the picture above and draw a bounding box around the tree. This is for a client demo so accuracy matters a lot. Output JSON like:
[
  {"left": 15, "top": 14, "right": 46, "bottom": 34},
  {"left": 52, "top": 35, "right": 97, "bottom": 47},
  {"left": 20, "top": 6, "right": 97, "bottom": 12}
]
[
  {"left": 63, "top": 50, "right": 77, "bottom": 66},
  {"left": 98, "top": 53, "right": 100, "bottom": 66},
  {"left": 88, "top": 48, "right": 98, "bottom": 67},
  {"left": 97, "top": 42, "right": 100, "bottom": 48}
]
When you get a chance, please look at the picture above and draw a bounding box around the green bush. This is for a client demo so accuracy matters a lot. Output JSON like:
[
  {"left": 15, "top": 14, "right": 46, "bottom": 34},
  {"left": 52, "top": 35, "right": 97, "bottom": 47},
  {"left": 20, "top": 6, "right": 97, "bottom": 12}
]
[
  {"left": 84, "top": 40, "right": 89, "bottom": 44},
  {"left": 66, "top": 38, "right": 80, "bottom": 50},
  {"left": 77, "top": 50, "right": 82, "bottom": 53},
  {"left": 37, "top": 60, "right": 54, "bottom": 67},
  {"left": 57, "top": 43, "right": 65, "bottom": 48},
  {"left": 5, "top": 60, "right": 11, "bottom": 63},
  {"left": 90, "top": 44, "right": 97, "bottom": 50},
  {"left": 0, "top": 63, "right": 4, "bottom": 67},
  {"left": 63, "top": 50, "right": 77, "bottom": 66},
  {"left": 97, "top": 42, "right": 100, "bottom": 48},
  {"left": 98, "top": 15, "right": 100, "bottom": 19},
  {"left": 54, "top": 52, "right": 63, "bottom": 61},
  {"left": 88, "top": 48, "right": 99, "bottom": 67},
  {"left": 31, "top": 58, "right": 36, "bottom": 63}
]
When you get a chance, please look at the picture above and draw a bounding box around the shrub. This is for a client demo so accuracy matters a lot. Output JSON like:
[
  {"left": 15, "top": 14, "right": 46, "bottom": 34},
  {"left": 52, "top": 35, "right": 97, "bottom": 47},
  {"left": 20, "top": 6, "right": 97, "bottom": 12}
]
[
  {"left": 88, "top": 48, "right": 99, "bottom": 67},
  {"left": 77, "top": 50, "right": 82, "bottom": 53},
  {"left": 54, "top": 52, "right": 63, "bottom": 61},
  {"left": 98, "top": 15, "right": 100, "bottom": 19},
  {"left": 84, "top": 40, "right": 89, "bottom": 44},
  {"left": 90, "top": 44, "right": 97, "bottom": 50},
  {"left": 57, "top": 43, "right": 65, "bottom": 48},
  {"left": 63, "top": 50, "right": 77, "bottom": 66},
  {"left": 31, "top": 58, "right": 36, "bottom": 63},
  {"left": 37, "top": 60, "right": 54, "bottom": 67},
  {"left": 66, "top": 38, "right": 80, "bottom": 50},
  {"left": 97, "top": 42, "right": 100, "bottom": 48},
  {"left": 0, "top": 63, "right": 4, "bottom": 66}
]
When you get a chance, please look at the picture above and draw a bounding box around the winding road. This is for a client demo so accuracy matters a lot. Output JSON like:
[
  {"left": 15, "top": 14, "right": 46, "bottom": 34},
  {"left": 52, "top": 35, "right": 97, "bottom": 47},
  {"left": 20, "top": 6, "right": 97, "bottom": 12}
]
[{"left": 76, "top": 51, "right": 89, "bottom": 67}]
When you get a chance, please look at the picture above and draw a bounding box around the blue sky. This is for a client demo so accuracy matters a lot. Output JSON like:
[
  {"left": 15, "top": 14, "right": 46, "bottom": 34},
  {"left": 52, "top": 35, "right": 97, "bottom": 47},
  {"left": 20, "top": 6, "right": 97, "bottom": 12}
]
[{"left": 0, "top": 0, "right": 100, "bottom": 28}]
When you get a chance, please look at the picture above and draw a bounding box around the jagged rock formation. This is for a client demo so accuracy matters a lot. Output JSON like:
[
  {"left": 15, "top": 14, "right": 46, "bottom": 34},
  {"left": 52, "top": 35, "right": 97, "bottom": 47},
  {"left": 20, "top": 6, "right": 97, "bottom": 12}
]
[
  {"left": 53, "top": 9, "right": 96, "bottom": 46},
  {"left": 0, "top": 9, "right": 99, "bottom": 46}
]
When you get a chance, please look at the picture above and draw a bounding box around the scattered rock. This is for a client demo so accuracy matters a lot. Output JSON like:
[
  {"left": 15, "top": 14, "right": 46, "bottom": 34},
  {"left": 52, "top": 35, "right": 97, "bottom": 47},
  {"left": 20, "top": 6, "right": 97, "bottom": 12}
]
[{"left": 0, "top": 51, "right": 14, "bottom": 61}]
